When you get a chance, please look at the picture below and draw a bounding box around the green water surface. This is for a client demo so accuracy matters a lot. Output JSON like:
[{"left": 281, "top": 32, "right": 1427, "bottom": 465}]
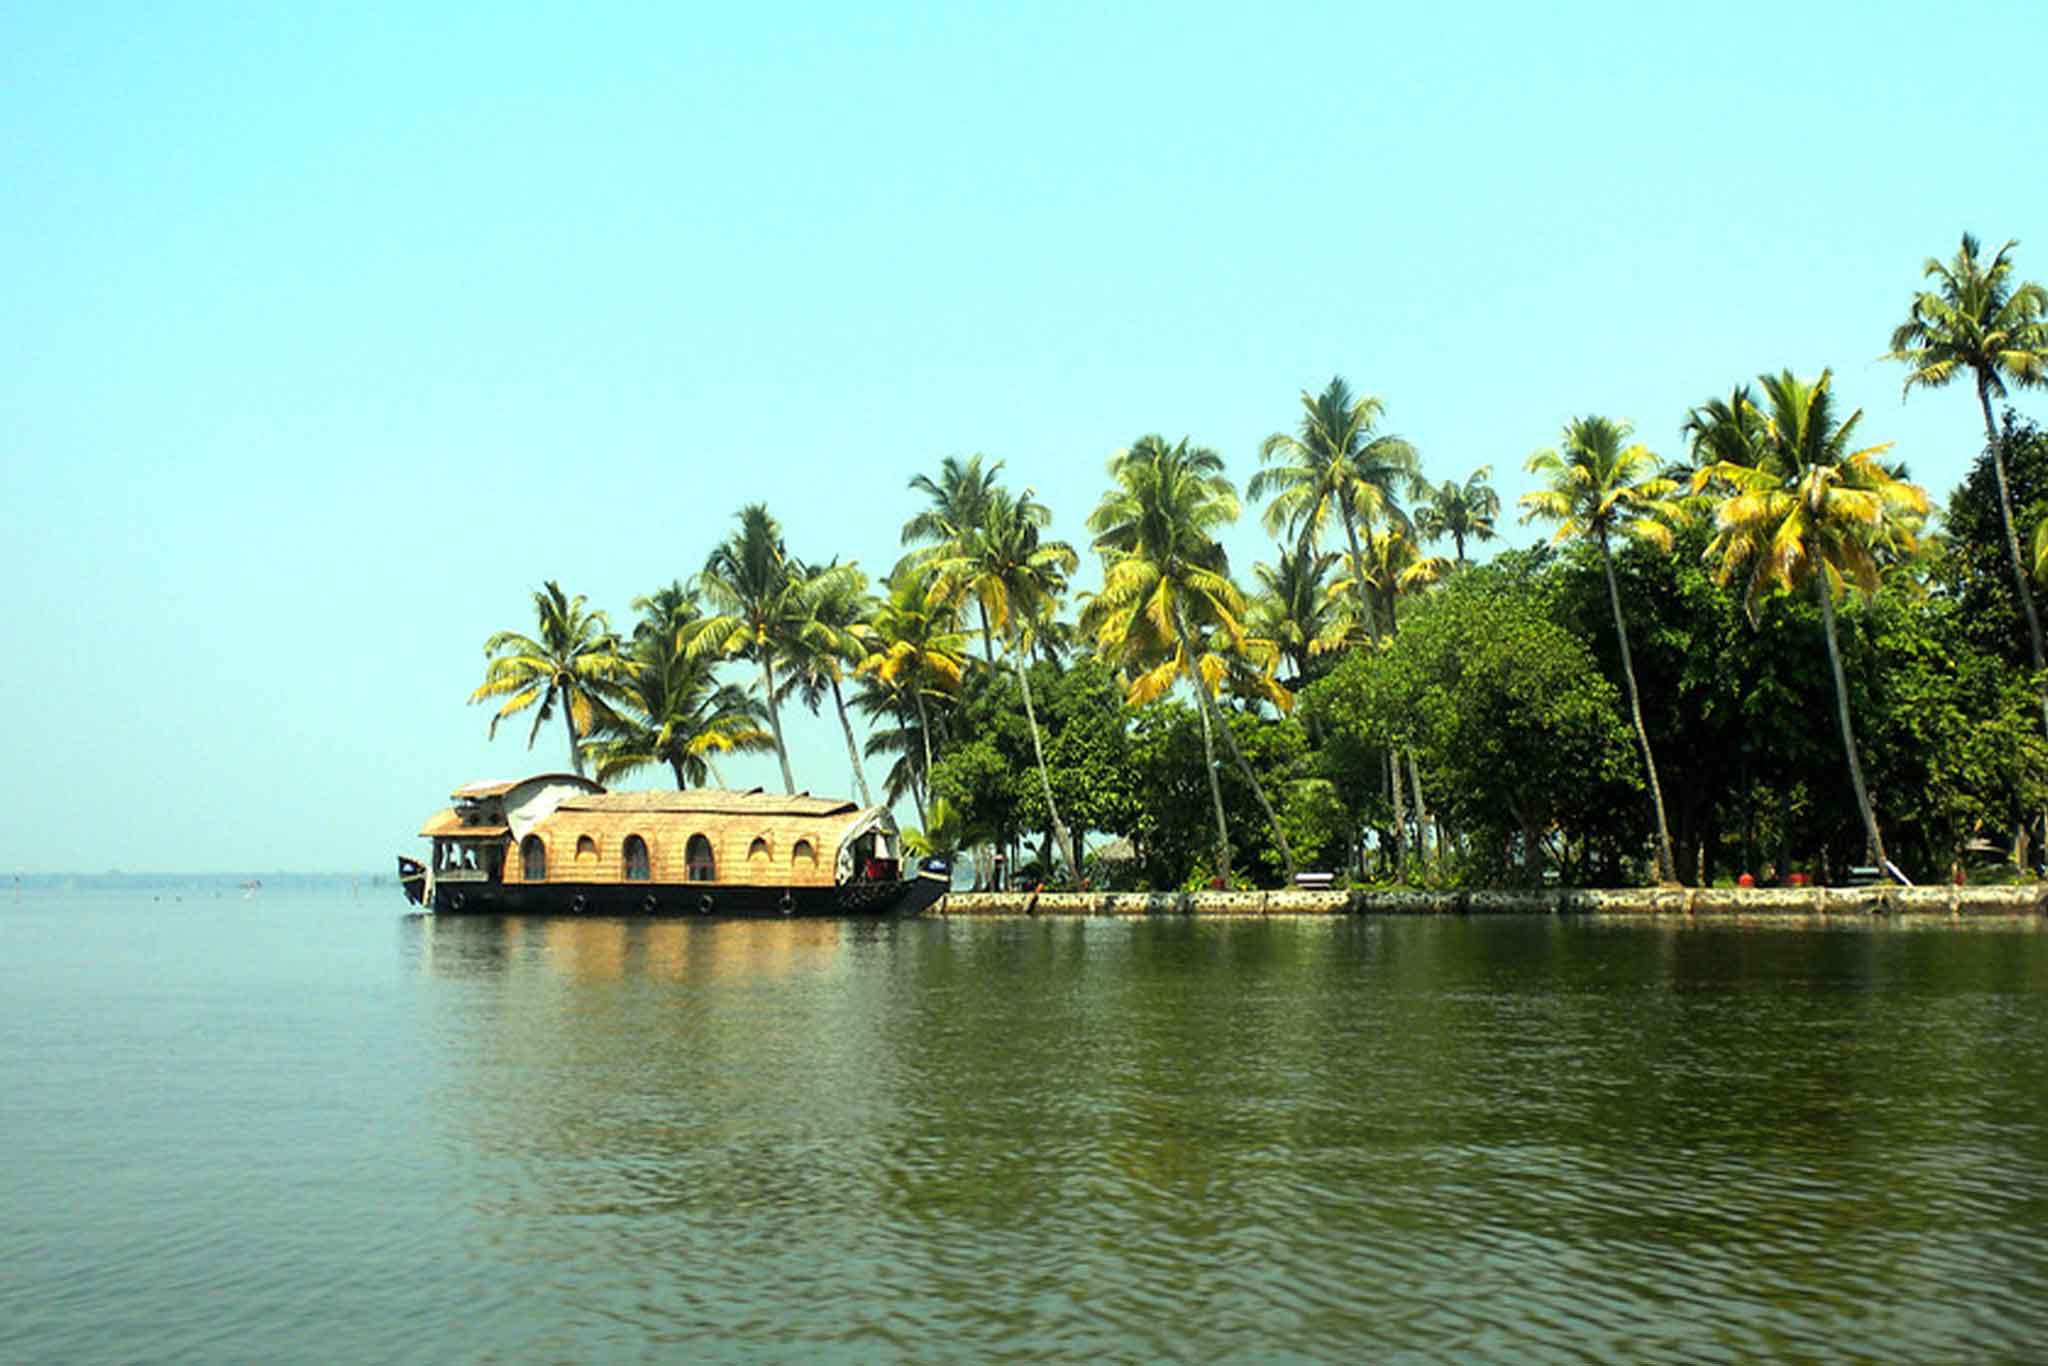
[{"left": 5, "top": 891, "right": 2045, "bottom": 1362}]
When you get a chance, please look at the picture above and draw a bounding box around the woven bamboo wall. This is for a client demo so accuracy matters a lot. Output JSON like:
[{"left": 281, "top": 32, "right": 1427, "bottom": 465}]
[{"left": 500, "top": 810, "right": 857, "bottom": 887}]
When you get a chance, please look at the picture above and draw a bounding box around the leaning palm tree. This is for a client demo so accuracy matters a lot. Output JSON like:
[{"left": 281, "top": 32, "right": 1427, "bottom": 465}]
[
  {"left": 1083, "top": 434, "right": 1297, "bottom": 883},
  {"left": 689, "top": 505, "right": 859, "bottom": 794},
  {"left": 902, "top": 453, "right": 1007, "bottom": 660},
  {"left": 1888, "top": 232, "right": 2048, "bottom": 762},
  {"left": 927, "top": 485, "right": 1084, "bottom": 886},
  {"left": 1520, "top": 417, "right": 1684, "bottom": 884},
  {"left": 1414, "top": 466, "right": 1501, "bottom": 564},
  {"left": 1693, "top": 370, "right": 1931, "bottom": 877},
  {"left": 583, "top": 626, "right": 775, "bottom": 789},
  {"left": 1253, "top": 377, "right": 1423, "bottom": 866},
  {"left": 469, "top": 581, "right": 637, "bottom": 778},
  {"left": 777, "top": 561, "right": 878, "bottom": 805}
]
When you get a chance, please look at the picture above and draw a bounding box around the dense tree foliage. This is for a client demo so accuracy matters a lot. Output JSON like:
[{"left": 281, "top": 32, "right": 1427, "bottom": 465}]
[{"left": 468, "top": 234, "right": 2048, "bottom": 888}]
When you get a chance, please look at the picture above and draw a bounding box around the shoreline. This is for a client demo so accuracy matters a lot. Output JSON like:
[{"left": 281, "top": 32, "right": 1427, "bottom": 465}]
[{"left": 939, "top": 885, "right": 2048, "bottom": 920}]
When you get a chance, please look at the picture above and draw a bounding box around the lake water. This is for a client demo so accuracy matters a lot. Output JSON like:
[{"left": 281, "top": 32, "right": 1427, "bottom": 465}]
[{"left": 6, "top": 887, "right": 2047, "bottom": 1363}]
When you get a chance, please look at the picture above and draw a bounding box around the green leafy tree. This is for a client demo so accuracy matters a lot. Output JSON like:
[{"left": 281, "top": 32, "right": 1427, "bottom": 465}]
[
  {"left": 469, "top": 580, "right": 637, "bottom": 778},
  {"left": 1521, "top": 416, "right": 1684, "bottom": 882},
  {"left": 1853, "top": 589, "right": 2048, "bottom": 876},
  {"left": 1303, "top": 564, "right": 1639, "bottom": 884},
  {"left": 1694, "top": 370, "right": 1931, "bottom": 875}
]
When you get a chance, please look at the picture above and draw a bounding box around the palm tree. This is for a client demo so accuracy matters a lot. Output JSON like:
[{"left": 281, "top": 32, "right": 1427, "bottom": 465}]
[
  {"left": 902, "top": 453, "right": 1006, "bottom": 660},
  {"left": 1253, "top": 378, "right": 1423, "bottom": 867},
  {"left": 1414, "top": 466, "right": 1501, "bottom": 564},
  {"left": 1330, "top": 527, "right": 1449, "bottom": 866},
  {"left": 583, "top": 624, "right": 775, "bottom": 789},
  {"left": 858, "top": 565, "right": 970, "bottom": 817},
  {"left": 1888, "top": 233, "right": 2048, "bottom": 771},
  {"left": 1248, "top": 543, "right": 1349, "bottom": 692},
  {"left": 1329, "top": 526, "right": 1450, "bottom": 640},
  {"left": 927, "top": 485, "right": 1084, "bottom": 886},
  {"left": 1521, "top": 417, "right": 1684, "bottom": 884},
  {"left": 777, "top": 561, "right": 878, "bottom": 805},
  {"left": 1693, "top": 370, "right": 1931, "bottom": 876},
  {"left": 689, "top": 505, "right": 857, "bottom": 794},
  {"left": 1083, "top": 434, "right": 1297, "bottom": 884},
  {"left": 469, "top": 581, "right": 636, "bottom": 778}
]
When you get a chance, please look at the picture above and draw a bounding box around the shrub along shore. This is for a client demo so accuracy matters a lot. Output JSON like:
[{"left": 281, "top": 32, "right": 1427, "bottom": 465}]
[{"left": 939, "top": 885, "right": 2048, "bottom": 919}]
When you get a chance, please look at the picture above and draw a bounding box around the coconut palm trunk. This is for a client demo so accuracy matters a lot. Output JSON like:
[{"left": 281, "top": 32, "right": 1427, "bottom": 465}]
[
  {"left": 1173, "top": 616, "right": 1298, "bottom": 883},
  {"left": 1977, "top": 381, "right": 2048, "bottom": 851},
  {"left": 1598, "top": 532, "right": 1678, "bottom": 882},
  {"left": 1406, "top": 750, "right": 1432, "bottom": 870},
  {"left": 1977, "top": 382, "right": 2047, "bottom": 671},
  {"left": 1814, "top": 567, "right": 1891, "bottom": 872},
  {"left": 759, "top": 657, "right": 796, "bottom": 794},
  {"left": 560, "top": 702, "right": 585, "bottom": 777},
  {"left": 911, "top": 689, "right": 936, "bottom": 812},
  {"left": 1342, "top": 514, "right": 1407, "bottom": 871},
  {"left": 1013, "top": 653, "right": 1080, "bottom": 888},
  {"left": 826, "top": 674, "right": 873, "bottom": 805},
  {"left": 1183, "top": 653, "right": 1233, "bottom": 883}
]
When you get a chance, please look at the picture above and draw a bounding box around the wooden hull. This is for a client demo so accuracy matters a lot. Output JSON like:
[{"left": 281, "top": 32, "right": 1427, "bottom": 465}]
[
  {"left": 421, "top": 866, "right": 949, "bottom": 919},
  {"left": 398, "top": 856, "right": 427, "bottom": 906}
]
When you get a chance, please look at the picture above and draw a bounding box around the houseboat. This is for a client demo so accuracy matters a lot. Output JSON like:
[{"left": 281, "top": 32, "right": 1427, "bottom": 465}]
[{"left": 399, "top": 774, "right": 950, "bottom": 917}]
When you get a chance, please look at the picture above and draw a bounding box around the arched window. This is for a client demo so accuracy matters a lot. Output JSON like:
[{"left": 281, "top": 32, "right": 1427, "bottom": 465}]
[
  {"left": 748, "top": 836, "right": 770, "bottom": 863},
  {"left": 686, "top": 834, "right": 716, "bottom": 883},
  {"left": 575, "top": 834, "right": 598, "bottom": 862},
  {"left": 791, "top": 838, "right": 816, "bottom": 867},
  {"left": 623, "top": 835, "right": 650, "bottom": 882},
  {"left": 521, "top": 835, "right": 547, "bottom": 882}
]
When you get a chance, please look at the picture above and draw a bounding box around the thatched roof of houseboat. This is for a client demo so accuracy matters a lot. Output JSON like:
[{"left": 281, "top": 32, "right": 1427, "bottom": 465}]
[{"left": 557, "top": 789, "right": 862, "bottom": 818}]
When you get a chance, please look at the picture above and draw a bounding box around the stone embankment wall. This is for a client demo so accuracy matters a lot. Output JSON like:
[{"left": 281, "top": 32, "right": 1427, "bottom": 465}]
[{"left": 938, "top": 886, "right": 2047, "bottom": 920}]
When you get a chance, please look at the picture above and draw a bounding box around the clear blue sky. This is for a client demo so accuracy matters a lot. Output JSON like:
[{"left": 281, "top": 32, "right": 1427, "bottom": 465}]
[{"left": 5, "top": 2, "right": 2044, "bottom": 873}]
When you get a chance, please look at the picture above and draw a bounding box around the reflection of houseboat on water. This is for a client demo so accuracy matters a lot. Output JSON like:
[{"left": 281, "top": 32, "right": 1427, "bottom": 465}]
[{"left": 399, "top": 774, "right": 949, "bottom": 918}]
